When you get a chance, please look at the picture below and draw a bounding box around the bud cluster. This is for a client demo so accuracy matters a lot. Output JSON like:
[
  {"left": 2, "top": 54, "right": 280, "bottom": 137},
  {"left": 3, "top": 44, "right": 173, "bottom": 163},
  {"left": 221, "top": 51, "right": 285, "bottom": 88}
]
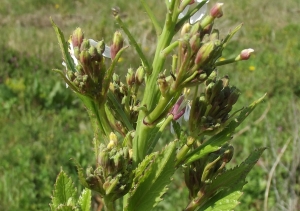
[
  {"left": 189, "top": 72, "right": 240, "bottom": 136},
  {"left": 85, "top": 133, "right": 133, "bottom": 201},
  {"left": 184, "top": 143, "right": 234, "bottom": 199},
  {"left": 109, "top": 66, "right": 145, "bottom": 129},
  {"left": 63, "top": 28, "right": 124, "bottom": 102}
]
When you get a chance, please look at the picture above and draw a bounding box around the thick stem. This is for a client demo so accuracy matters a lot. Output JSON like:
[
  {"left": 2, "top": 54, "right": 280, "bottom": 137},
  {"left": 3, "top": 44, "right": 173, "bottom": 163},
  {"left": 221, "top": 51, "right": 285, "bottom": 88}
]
[{"left": 133, "top": 13, "right": 177, "bottom": 164}]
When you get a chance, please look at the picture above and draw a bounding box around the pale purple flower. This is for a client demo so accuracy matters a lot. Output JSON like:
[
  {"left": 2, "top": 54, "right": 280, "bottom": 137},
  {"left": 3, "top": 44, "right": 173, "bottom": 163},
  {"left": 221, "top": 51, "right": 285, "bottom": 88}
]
[{"left": 170, "top": 95, "right": 191, "bottom": 134}]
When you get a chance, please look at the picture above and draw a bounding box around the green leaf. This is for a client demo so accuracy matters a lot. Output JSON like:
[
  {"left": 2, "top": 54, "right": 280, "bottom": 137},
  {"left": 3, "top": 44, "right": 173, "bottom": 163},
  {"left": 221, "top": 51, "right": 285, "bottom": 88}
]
[
  {"left": 50, "top": 170, "right": 77, "bottom": 211},
  {"left": 125, "top": 141, "right": 177, "bottom": 211},
  {"left": 78, "top": 189, "right": 91, "bottom": 211},
  {"left": 199, "top": 182, "right": 244, "bottom": 211},
  {"left": 204, "top": 148, "right": 266, "bottom": 195},
  {"left": 72, "top": 159, "right": 90, "bottom": 188},
  {"left": 50, "top": 18, "right": 76, "bottom": 73},
  {"left": 185, "top": 94, "right": 266, "bottom": 164}
]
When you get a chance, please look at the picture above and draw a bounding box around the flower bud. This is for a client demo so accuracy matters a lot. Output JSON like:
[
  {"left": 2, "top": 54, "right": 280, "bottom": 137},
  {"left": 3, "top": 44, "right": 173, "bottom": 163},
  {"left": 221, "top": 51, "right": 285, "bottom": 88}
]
[
  {"left": 210, "top": 3, "right": 224, "bottom": 18},
  {"left": 194, "top": 41, "right": 215, "bottom": 66},
  {"left": 135, "top": 66, "right": 145, "bottom": 85},
  {"left": 227, "top": 86, "right": 240, "bottom": 105},
  {"left": 110, "top": 31, "right": 124, "bottom": 59},
  {"left": 189, "top": 33, "right": 201, "bottom": 53},
  {"left": 126, "top": 68, "right": 135, "bottom": 86},
  {"left": 96, "top": 40, "right": 106, "bottom": 55},
  {"left": 80, "top": 39, "right": 90, "bottom": 51},
  {"left": 181, "top": 23, "right": 191, "bottom": 36},
  {"left": 157, "top": 73, "right": 170, "bottom": 97},
  {"left": 238, "top": 48, "right": 254, "bottom": 60},
  {"left": 71, "top": 27, "right": 84, "bottom": 48}
]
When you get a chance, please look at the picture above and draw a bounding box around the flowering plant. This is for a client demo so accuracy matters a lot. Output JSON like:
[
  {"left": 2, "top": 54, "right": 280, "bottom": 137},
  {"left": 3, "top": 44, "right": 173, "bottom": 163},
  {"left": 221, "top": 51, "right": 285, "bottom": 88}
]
[{"left": 50, "top": 1, "right": 265, "bottom": 210}]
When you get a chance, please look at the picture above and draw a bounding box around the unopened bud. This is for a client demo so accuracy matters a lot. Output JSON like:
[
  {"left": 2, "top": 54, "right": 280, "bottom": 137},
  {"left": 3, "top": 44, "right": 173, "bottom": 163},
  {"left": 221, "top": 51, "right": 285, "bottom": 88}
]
[
  {"left": 181, "top": 23, "right": 191, "bottom": 36},
  {"left": 126, "top": 68, "right": 135, "bottom": 86},
  {"left": 227, "top": 87, "right": 240, "bottom": 105},
  {"left": 80, "top": 39, "right": 90, "bottom": 51},
  {"left": 107, "top": 132, "right": 118, "bottom": 149},
  {"left": 195, "top": 42, "right": 215, "bottom": 66},
  {"left": 210, "top": 3, "right": 224, "bottom": 18},
  {"left": 135, "top": 66, "right": 145, "bottom": 85},
  {"left": 189, "top": 33, "right": 201, "bottom": 53},
  {"left": 71, "top": 27, "right": 84, "bottom": 47},
  {"left": 96, "top": 40, "right": 106, "bottom": 55},
  {"left": 110, "top": 31, "right": 124, "bottom": 59},
  {"left": 238, "top": 48, "right": 254, "bottom": 60}
]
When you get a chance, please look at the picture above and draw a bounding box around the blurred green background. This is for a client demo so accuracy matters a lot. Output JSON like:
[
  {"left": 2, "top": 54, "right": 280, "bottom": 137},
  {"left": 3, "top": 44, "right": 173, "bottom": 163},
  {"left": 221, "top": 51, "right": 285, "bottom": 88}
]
[{"left": 0, "top": 0, "right": 299, "bottom": 210}]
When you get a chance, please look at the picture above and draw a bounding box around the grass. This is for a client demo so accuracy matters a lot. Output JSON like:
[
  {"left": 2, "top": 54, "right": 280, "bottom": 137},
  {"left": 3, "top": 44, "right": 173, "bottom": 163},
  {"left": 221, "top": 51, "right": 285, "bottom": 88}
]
[{"left": 0, "top": 0, "right": 299, "bottom": 210}]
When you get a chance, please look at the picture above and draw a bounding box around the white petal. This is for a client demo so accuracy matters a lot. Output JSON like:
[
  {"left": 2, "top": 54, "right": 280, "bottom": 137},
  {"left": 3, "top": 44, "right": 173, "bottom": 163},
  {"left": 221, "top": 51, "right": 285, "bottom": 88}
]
[
  {"left": 190, "top": 3, "right": 207, "bottom": 24},
  {"left": 178, "top": 5, "right": 190, "bottom": 19},
  {"left": 103, "top": 45, "right": 111, "bottom": 59},
  {"left": 88, "top": 39, "right": 97, "bottom": 47},
  {"left": 184, "top": 104, "right": 191, "bottom": 121}
]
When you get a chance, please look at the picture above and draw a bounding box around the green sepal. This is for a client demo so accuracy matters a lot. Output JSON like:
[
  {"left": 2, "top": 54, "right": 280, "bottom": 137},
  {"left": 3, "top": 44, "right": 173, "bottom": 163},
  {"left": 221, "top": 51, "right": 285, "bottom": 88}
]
[
  {"left": 125, "top": 141, "right": 177, "bottom": 211},
  {"left": 50, "top": 170, "right": 77, "bottom": 211},
  {"left": 51, "top": 18, "right": 76, "bottom": 73},
  {"left": 78, "top": 189, "right": 91, "bottom": 211},
  {"left": 184, "top": 94, "right": 266, "bottom": 164}
]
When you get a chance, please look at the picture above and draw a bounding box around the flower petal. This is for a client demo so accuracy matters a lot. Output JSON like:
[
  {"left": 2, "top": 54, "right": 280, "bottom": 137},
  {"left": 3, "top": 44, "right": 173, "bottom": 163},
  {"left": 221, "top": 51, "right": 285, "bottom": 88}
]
[
  {"left": 184, "top": 103, "right": 191, "bottom": 121},
  {"left": 103, "top": 45, "right": 111, "bottom": 58},
  {"left": 190, "top": 3, "right": 207, "bottom": 24},
  {"left": 179, "top": 5, "right": 190, "bottom": 19}
]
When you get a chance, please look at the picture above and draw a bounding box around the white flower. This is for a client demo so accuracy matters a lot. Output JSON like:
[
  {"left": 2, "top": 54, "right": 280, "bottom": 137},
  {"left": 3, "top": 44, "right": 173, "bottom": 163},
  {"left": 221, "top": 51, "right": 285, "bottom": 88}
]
[
  {"left": 170, "top": 0, "right": 209, "bottom": 24},
  {"left": 62, "top": 39, "right": 111, "bottom": 87}
]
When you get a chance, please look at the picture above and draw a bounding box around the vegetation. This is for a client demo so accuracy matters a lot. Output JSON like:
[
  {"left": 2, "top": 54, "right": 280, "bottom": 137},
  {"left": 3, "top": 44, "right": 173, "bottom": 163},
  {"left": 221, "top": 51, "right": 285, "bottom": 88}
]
[{"left": 0, "top": 0, "right": 299, "bottom": 210}]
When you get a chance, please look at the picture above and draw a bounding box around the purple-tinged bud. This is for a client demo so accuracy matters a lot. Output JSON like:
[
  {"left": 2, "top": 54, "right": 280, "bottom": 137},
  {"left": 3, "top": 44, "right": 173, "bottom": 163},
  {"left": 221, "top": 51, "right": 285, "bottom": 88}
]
[
  {"left": 71, "top": 27, "right": 84, "bottom": 48},
  {"left": 169, "top": 96, "right": 186, "bottom": 121},
  {"left": 135, "top": 66, "right": 145, "bottom": 85},
  {"left": 195, "top": 42, "right": 214, "bottom": 66},
  {"left": 110, "top": 31, "right": 124, "bottom": 60},
  {"left": 210, "top": 3, "right": 224, "bottom": 18},
  {"left": 80, "top": 39, "right": 90, "bottom": 51},
  {"left": 126, "top": 68, "right": 135, "bottom": 86},
  {"left": 89, "top": 46, "right": 101, "bottom": 62},
  {"left": 239, "top": 48, "right": 254, "bottom": 60},
  {"left": 189, "top": 33, "right": 201, "bottom": 53}
]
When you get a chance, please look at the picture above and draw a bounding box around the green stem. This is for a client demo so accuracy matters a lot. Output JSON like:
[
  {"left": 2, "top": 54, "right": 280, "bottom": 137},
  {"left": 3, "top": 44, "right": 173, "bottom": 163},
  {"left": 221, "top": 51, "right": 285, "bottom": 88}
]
[{"left": 133, "top": 6, "right": 178, "bottom": 164}]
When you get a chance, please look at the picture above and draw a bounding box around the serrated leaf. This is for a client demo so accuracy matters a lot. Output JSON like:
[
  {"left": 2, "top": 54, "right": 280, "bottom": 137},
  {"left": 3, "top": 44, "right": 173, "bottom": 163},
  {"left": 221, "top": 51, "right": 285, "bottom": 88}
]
[
  {"left": 125, "top": 141, "right": 177, "bottom": 211},
  {"left": 50, "top": 170, "right": 77, "bottom": 211},
  {"left": 199, "top": 182, "right": 244, "bottom": 211},
  {"left": 185, "top": 94, "right": 266, "bottom": 164},
  {"left": 205, "top": 148, "right": 266, "bottom": 197},
  {"left": 50, "top": 18, "right": 76, "bottom": 73},
  {"left": 71, "top": 159, "right": 89, "bottom": 188},
  {"left": 78, "top": 189, "right": 91, "bottom": 211}
]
